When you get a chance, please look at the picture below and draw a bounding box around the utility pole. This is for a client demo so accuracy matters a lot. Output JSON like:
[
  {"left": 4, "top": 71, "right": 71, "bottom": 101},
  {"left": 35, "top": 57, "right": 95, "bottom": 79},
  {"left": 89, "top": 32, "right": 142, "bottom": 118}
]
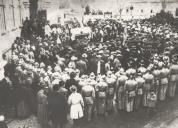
[
  {"left": 1, "top": 0, "right": 6, "bottom": 30},
  {"left": 11, "top": 0, "right": 15, "bottom": 27},
  {"left": 18, "top": 0, "right": 22, "bottom": 24}
]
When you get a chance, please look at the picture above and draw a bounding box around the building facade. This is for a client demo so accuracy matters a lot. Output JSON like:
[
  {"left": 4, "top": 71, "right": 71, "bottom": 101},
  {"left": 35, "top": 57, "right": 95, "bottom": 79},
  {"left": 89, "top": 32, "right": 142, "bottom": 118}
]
[
  {"left": 0, "top": 0, "right": 29, "bottom": 34},
  {"left": 0, "top": 0, "right": 29, "bottom": 55}
]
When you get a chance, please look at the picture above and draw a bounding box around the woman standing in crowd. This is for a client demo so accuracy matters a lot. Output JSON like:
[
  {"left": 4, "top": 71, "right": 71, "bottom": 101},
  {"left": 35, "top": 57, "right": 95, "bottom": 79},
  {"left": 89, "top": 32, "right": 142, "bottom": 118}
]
[
  {"left": 95, "top": 77, "right": 108, "bottom": 116},
  {"left": 168, "top": 57, "right": 178, "bottom": 97},
  {"left": 68, "top": 85, "right": 84, "bottom": 128},
  {"left": 37, "top": 86, "right": 49, "bottom": 128},
  {"left": 135, "top": 71, "right": 145, "bottom": 110},
  {"left": 105, "top": 71, "right": 116, "bottom": 114},
  {"left": 159, "top": 62, "right": 170, "bottom": 101},
  {"left": 142, "top": 68, "right": 154, "bottom": 107},
  {"left": 125, "top": 69, "right": 137, "bottom": 112},
  {"left": 81, "top": 79, "right": 95, "bottom": 122},
  {"left": 116, "top": 69, "right": 128, "bottom": 111}
]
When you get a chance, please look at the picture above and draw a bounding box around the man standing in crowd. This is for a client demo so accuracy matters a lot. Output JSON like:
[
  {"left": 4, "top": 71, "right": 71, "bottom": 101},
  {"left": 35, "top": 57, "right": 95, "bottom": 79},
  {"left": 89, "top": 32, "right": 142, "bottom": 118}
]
[
  {"left": 93, "top": 55, "right": 105, "bottom": 75},
  {"left": 65, "top": 72, "right": 79, "bottom": 95},
  {"left": 47, "top": 84, "right": 68, "bottom": 128},
  {"left": 81, "top": 79, "right": 95, "bottom": 122}
]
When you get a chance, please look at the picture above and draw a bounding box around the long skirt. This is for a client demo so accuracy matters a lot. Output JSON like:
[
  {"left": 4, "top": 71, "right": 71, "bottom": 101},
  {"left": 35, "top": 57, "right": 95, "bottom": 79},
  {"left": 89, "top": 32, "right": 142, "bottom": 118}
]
[
  {"left": 106, "top": 96, "right": 114, "bottom": 112},
  {"left": 117, "top": 91, "right": 125, "bottom": 110},
  {"left": 143, "top": 91, "right": 149, "bottom": 107},
  {"left": 134, "top": 95, "right": 142, "bottom": 110},
  {"left": 16, "top": 100, "right": 30, "bottom": 118},
  {"left": 158, "top": 84, "right": 168, "bottom": 101},
  {"left": 37, "top": 104, "right": 48, "bottom": 128},
  {"left": 84, "top": 104, "right": 93, "bottom": 121},
  {"left": 97, "top": 98, "right": 106, "bottom": 115},
  {"left": 168, "top": 81, "right": 176, "bottom": 97},
  {"left": 70, "top": 104, "right": 83, "bottom": 120},
  {"left": 125, "top": 95, "right": 135, "bottom": 112}
]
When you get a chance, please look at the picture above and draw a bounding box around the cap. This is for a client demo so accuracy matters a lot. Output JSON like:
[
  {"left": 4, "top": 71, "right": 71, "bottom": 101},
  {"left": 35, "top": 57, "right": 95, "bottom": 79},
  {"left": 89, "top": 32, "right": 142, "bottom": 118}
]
[
  {"left": 82, "top": 53, "right": 87, "bottom": 58},
  {"left": 71, "top": 56, "right": 78, "bottom": 61},
  {"left": 40, "top": 62, "right": 45, "bottom": 68},
  {"left": 90, "top": 72, "right": 95, "bottom": 79},
  {"left": 0, "top": 115, "right": 5, "bottom": 122}
]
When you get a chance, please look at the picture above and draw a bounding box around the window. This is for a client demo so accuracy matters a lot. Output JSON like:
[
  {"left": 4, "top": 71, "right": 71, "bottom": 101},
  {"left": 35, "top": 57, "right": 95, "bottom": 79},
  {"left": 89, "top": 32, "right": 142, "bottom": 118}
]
[
  {"left": 126, "top": 8, "right": 129, "bottom": 13},
  {"left": 130, "top": 6, "right": 134, "bottom": 10},
  {"left": 151, "top": 9, "right": 153, "bottom": 13},
  {"left": 176, "top": 8, "right": 178, "bottom": 16},
  {"left": 141, "top": 9, "right": 143, "bottom": 13}
]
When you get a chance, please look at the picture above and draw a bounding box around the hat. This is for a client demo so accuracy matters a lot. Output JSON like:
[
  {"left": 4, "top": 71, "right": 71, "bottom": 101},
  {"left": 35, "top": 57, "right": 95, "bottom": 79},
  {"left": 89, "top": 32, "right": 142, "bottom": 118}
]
[
  {"left": 47, "top": 65, "right": 52, "bottom": 70},
  {"left": 130, "top": 68, "right": 136, "bottom": 75},
  {"left": 34, "top": 62, "right": 39, "bottom": 67},
  {"left": 107, "top": 71, "right": 112, "bottom": 76},
  {"left": 52, "top": 79, "right": 60, "bottom": 85},
  {"left": 18, "top": 59, "right": 24, "bottom": 65},
  {"left": 40, "top": 62, "right": 45, "bottom": 68},
  {"left": 0, "top": 115, "right": 5, "bottom": 122},
  {"left": 70, "top": 85, "right": 77, "bottom": 92},
  {"left": 54, "top": 66, "right": 61, "bottom": 72},
  {"left": 97, "top": 55, "right": 102, "bottom": 58},
  {"left": 52, "top": 72, "right": 60, "bottom": 78},
  {"left": 71, "top": 56, "right": 78, "bottom": 61},
  {"left": 90, "top": 72, "right": 95, "bottom": 79},
  {"left": 82, "top": 53, "right": 87, "bottom": 58},
  {"left": 158, "top": 62, "right": 164, "bottom": 68},
  {"left": 163, "top": 56, "right": 169, "bottom": 61}
]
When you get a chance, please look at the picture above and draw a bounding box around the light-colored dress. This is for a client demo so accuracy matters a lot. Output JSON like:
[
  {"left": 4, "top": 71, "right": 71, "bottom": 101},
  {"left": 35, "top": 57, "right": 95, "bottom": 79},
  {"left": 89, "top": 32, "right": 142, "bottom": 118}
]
[{"left": 68, "top": 92, "right": 84, "bottom": 119}]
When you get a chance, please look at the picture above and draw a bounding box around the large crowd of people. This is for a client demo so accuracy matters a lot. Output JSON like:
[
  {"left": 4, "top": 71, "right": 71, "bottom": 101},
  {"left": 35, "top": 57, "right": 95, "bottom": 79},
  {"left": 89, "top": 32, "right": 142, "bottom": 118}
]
[{"left": 1, "top": 13, "right": 178, "bottom": 128}]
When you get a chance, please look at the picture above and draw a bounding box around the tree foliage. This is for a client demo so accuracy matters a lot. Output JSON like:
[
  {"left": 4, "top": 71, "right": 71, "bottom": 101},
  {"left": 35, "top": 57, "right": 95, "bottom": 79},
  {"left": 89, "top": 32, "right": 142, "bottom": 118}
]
[{"left": 149, "top": 10, "right": 175, "bottom": 25}]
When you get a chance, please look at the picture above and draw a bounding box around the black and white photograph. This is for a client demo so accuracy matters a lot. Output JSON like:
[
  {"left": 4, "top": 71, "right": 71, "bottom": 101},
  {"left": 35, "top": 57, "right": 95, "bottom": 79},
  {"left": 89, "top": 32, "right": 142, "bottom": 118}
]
[{"left": 0, "top": 0, "right": 178, "bottom": 128}]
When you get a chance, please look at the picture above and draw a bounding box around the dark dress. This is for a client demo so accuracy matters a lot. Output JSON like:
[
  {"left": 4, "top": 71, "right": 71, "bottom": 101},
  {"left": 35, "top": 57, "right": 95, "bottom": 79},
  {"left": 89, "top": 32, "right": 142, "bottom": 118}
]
[
  {"left": 37, "top": 90, "right": 48, "bottom": 128},
  {"left": 0, "top": 122, "right": 8, "bottom": 128},
  {"left": 47, "top": 91, "right": 68, "bottom": 127}
]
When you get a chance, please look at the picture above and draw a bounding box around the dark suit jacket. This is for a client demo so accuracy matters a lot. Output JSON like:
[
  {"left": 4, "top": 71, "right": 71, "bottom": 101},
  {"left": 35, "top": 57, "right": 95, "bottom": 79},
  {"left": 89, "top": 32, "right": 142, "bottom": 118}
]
[
  {"left": 65, "top": 78, "right": 79, "bottom": 94},
  {"left": 47, "top": 91, "right": 68, "bottom": 124},
  {"left": 0, "top": 122, "right": 8, "bottom": 128},
  {"left": 76, "top": 60, "right": 87, "bottom": 75},
  {"left": 93, "top": 60, "right": 105, "bottom": 75}
]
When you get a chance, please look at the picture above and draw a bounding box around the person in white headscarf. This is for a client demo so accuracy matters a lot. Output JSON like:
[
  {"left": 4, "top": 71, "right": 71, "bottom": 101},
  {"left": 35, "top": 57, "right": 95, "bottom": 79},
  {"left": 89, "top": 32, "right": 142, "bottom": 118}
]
[{"left": 68, "top": 85, "right": 84, "bottom": 128}]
